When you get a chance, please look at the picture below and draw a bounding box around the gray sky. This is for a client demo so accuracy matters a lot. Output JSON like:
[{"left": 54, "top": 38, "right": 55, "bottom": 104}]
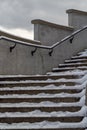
[{"left": 0, "top": 0, "right": 87, "bottom": 39}]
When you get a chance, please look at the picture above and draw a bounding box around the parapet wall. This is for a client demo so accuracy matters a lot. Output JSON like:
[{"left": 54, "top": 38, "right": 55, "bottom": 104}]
[
  {"left": 67, "top": 9, "right": 87, "bottom": 30},
  {"left": 32, "top": 19, "right": 73, "bottom": 46},
  {"left": 0, "top": 9, "right": 87, "bottom": 75}
]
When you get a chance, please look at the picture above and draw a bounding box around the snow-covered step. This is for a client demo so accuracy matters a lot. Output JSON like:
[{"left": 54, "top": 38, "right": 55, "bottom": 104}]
[
  {"left": 0, "top": 74, "right": 83, "bottom": 81},
  {"left": 71, "top": 55, "right": 87, "bottom": 60},
  {"left": 0, "top": 106, "right": 86, "bottom": 118},
  {"left": 0, "top": 88, "right": 84, "bottom": 98},
  {"left": 65, "top": 59, "right": 87, "bottom": 64},
  {"left": 0, "top": 77, "right": 83, "bottom": 84},
  {"left": 0, "top": 88, "right": 84, "bottom": 99},
  {"left": 0, "top": 95, "right": 80, "bottom": 103},
  {"left": 76, "top": 49, "right": 87, "bottom": 56},
  {"left": 0, "top": 95, "right": 85, "bottom": 112},
  {"left": 49, "top": 69, "right": 87, "bottom": 74},
  {"left": 58, "top": 63, "right": 87, "bottom": 68},
  {"left": 0, "top": 122, "right": 85, "bottom": 130},
  {"left": 71, "top": 50, "right": 87, "bottom": 60},
  {"left": 0, "top": 88, "right": 82, "bottom": 95},
  {"left": 0, "top": 95, "right": 85, "bottom": 107},
  {"left": 0, "top": 106, "right": 81, "bottom": 113},
  {"left": 0, "top": 80, "right": 86, "bottom": 90},
  {"left": 0, "top": 116, "right": 83, "bottom": 123},
  {"left": 0, "top": 80, "right": 78, "bottom": 87},
  {"left": 52, "top": 66, "right": 87, "bottom": 72}
]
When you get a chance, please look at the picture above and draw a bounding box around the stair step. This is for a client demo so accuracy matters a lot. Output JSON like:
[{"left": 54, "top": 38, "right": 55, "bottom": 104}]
[
  {"left": 71, "top": 56, "right": 87, "bottom": 60},
  {"left": 0, "top": 124, "right": 85, "bottom": 130},
  {"left": 0, "top": 74, "right": 83, "bottom": 81},
  {"left": 0, "top": 96, "right": 80, "bottom": 103},
  {"left": 65, "top": 59, "right": 87, "bottom": 63},
  {"left": 0, "top": 116, "right": 83, "bottom": 123},
  {"left": 0, "top": 106, "right": 81, "bottom": 112},
  {"left": 48, "top": 69, "right": 87, "bottom": 77},
  {"left": 59, "top": 63, "right": 87, "bottom": 68},
  {"left": 0, "top": 94, "right": 84, "bottom": 107},
  {"left": 0, "top": 89, "right": 82, "bottom": 95},
  {"left": 0, "top": 81, "right": 77, "bottom": 87},
  {"left": 21, "top": 128, "right": 85, "bottom": 130},
  {"left": 52, "top": 67, "right": 87, "bottom": 72},
  {"left": 0, "top": 89, "right": 81, "bottom": 95}
]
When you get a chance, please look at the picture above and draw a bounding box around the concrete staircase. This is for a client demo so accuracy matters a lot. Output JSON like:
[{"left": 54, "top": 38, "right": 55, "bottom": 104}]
[{"left": 0, "top": 49, "right": 87, "bottom": 129}]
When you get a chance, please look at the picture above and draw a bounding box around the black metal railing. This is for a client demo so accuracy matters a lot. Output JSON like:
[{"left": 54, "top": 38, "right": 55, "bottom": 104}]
[{"left": 0, "top": 25, "right": 87, "bottom": 56}]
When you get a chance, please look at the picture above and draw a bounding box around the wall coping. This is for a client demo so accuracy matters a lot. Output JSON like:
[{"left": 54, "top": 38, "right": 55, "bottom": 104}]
[
  {"left": 0, "top": 30, "right": 41, "bottom": 45},
  {"left": 31, "top": 19, "right": 74, "bottom": 31},
  {"left": 66, "top": 9, "right": 87, "bottom": 15}
]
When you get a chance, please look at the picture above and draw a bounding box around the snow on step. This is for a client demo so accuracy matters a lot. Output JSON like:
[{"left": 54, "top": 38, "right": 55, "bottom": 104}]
[
  {"left": 0, "top": 87, "right": 82, "bottom": 96},
  {"left": 0, "top": 78, "right": 80, "bottom": 83},
  {"left": 72, "top": 49, "right": 87, "bottom": 59},
  {"left": 0, "top": 84, "right": 82, "bottom": 90},
  {"left": 48, "top": 69, "right": 87, "bottom": 75},
  {"left": 0, "top": 80, "right": 86, "bottom": 90},
  {"left": 77, "top": 49, "right": 87, "bottom": 56},
  {"left": 0, "top": 95, "right": 85, "bottom": 107},
  {"left": 0, "top": 89, "right": 85, "bottom": 98},
  {"left": 71, "top": 55, "right": 87, "bottom": 59},
  {"left": 0, "top": 106, "right": 81, "bottom": 113},
  {"left": 65, "top": 59, "right": 87, "bottom": 64},
  {"left": 52, "top": 66, "right": 87, "bottom": 72},
  {"left": 59, "top": 62, "right": 87, "bottom": 67},
  {"left": 0, "top": 117, "right": 86, "bottom": 129},
  {"left": 0, "top": 106, "right": 86, "bottom": 118},
  {"left": 0, "top": 73, "right": 87, "bottom": 84},
  {"left": 0, "top": 74, "right": 81, "bottom": 81},
  {"left": 0, "top": 78, "right": 78, "bottom": 84}
]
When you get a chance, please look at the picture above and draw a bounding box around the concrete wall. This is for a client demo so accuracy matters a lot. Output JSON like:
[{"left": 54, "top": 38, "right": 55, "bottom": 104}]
[
  {"left": 66, "top": 9, "right": 87, "bottom": 30},
  {"left": 0, "top": 29, "right": 87, "bottom": 75},
  {"left": 32, "top": 19, "right": 73, "bottom": 46},
  {"left": 0, "top": 39, "right": 43, "bottom": 75},
  {"left": 0, "top": 9, "right": 87, "bottom": 75}
]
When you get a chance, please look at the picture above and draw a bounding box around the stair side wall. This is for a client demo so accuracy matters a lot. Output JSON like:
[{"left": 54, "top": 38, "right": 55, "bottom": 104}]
[
  {"left": 0, "top": 39, "right": 43, "bottom": 75},
  {"left": 0, "top": 29, "right": 87, "bottom": 75},
  {"left": 32, "top": 19, "right": 73, "bottom": 46}
]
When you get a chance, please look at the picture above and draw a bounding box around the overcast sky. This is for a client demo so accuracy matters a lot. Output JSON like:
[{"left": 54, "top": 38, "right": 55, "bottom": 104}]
[{"left": 0, "top": 0, "right": 87, "bottom": 39}]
